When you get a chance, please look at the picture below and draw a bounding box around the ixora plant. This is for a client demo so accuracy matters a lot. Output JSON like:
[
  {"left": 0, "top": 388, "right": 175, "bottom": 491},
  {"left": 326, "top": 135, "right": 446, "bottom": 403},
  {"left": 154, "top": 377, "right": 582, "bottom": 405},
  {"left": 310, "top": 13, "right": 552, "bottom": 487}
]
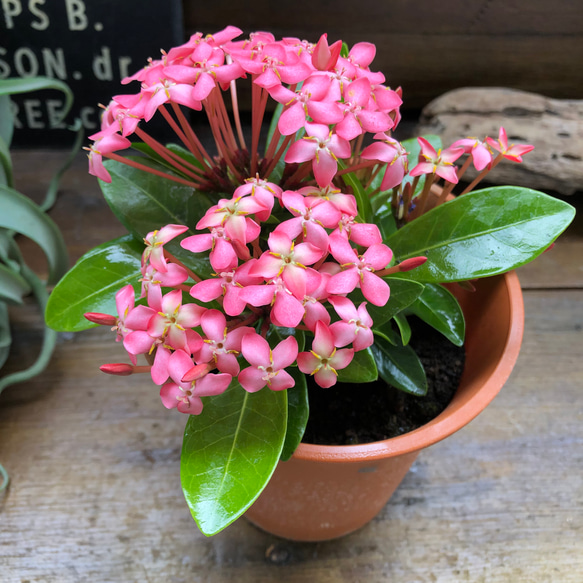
[{"left": 46, "top": 27, "right": 574, "bottom": 536}]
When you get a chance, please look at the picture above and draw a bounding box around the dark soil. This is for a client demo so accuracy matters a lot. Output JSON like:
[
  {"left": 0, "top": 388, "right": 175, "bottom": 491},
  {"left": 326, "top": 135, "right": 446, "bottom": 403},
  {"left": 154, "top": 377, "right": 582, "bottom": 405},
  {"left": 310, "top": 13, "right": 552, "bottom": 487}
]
[{"left": 302, "top": 318, "right": 465, "bottom": 445}]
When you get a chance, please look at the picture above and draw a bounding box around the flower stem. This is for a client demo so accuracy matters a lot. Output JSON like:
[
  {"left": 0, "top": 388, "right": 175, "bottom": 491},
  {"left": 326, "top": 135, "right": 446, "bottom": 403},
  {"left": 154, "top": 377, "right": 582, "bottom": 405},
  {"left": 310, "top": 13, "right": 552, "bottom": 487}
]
[
  {"left": 460, "top": 153, "right": 504, "bottom": 195},
  {"left": 103, "top": 152, "right": 200, "bottom": 188}
]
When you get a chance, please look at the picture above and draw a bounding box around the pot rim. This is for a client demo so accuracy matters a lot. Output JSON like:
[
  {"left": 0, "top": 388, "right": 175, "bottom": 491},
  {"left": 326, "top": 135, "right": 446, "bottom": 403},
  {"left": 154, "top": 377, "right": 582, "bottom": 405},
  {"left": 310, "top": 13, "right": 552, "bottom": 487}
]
[{"left": 292, "top": 271, "right": 524, "bottom": 463}]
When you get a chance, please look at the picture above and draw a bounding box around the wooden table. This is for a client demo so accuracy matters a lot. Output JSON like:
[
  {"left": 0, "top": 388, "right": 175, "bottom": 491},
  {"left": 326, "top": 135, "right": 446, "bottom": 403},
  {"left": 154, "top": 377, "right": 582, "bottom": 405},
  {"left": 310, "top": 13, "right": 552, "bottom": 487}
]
[{"left": 1, "top": 151, "right": 582, "bottom": 582}]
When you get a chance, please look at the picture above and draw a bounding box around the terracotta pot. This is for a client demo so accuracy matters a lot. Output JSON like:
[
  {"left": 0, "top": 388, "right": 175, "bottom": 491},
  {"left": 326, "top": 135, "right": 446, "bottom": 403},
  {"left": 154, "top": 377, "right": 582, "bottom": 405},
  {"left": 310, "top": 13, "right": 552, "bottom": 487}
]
[{"left": 245, "top": 272, "right": 524, "bottom": 541}]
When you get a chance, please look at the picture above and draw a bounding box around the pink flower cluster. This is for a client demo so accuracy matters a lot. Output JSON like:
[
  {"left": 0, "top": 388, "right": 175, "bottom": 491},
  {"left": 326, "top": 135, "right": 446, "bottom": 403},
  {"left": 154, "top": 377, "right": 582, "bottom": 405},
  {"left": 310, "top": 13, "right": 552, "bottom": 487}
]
[
  {"left": 85, "top": 27, "right": 534, "bottom": 416},
  {"left": 86, "top": 26, "right": 405, "bottom": 186},
  {"left": 87, "top": 168, "right": 403, "bottom": 414}
]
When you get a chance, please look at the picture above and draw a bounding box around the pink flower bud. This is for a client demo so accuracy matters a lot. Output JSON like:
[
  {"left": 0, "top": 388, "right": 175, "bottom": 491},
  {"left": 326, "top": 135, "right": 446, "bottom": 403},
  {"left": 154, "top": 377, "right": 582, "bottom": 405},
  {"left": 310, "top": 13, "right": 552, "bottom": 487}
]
[
  {"left": 100, "top": 363, "right": 135, "bottom": 376},
  {"left": 84, "top": 312, "right": 117, "bottom": 326},
  {"left": 181, "top": 363, "right": 213, "bottom": 383},
  {"left": 398, "top": 256, "right": 428, "bottom": 272}
]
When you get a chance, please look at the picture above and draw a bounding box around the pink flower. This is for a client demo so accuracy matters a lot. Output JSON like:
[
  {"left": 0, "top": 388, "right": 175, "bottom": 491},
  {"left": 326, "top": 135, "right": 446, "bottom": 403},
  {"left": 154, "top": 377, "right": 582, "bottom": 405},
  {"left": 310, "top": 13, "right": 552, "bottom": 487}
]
[
  {"left": 143, "top": 224, "right": 189, "bottom": 273},
  {"left": 326, "top": 234, "right": 392, "bottom": 306},
  {"left": 486, "top": 127, "right": 534, "bottom": 162},
  {"left": 311, "top": 33, "right": 342, "bottom": 71},
  {"left": 361, "top": 133, "right": 408, "bottom": 190},
  {"left": 409, "top": 137, "right": 464, "bottom": 184},
  {"left": 197, "top": 310, "right": 251, "bottom": 376},
  {"left": 189, "top": 260, "right": 263, "bottom": 316},
  {"left": 251, "top": 231, "right": 323, "bottom": 299},
  {"left": 240, "top": 275, "right": 307, "bottom": 328},
  {"left": 239, "top": 334, "right": 298, "bottom": 392},
  {"left": 329, "top": 297, "right": 374, "bottom": 351},
  {"left": 297, "top": 321, "right": 354, "bottom": 388},
  {"left": 196, "top": 197, "right": 263, "bottom": 246},
  {"left": 335, "top": 77, "right": 392, "bottom": 141},
  {"left": 148, "top": 289, "right": 206, "bottom": 350},
  {"left": 285, "top": 123, "right": 351, "bottom": 187},
  {"left": 451, "top": 137, "right": 493, "bottom": 171},
  {"left": 275, "top": 190, "right": 340, "bottom": 251},
  {"left": 269, "top": 76, "right": 343, "bottom": 135},
  {"left": 160, "top": 349, "right": 232, "bottom": 415},
  {"left": 232, "top": 42, "right": 311, "bottom": 89}
]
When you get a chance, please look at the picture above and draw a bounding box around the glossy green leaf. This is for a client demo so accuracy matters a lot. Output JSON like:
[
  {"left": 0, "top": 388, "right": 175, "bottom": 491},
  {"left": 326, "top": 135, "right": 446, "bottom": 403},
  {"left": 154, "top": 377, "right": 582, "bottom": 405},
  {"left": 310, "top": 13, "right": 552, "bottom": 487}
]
[
  {"left": 0, "top": 77, "right": 73, "bottom": 126},
  {"left": 408, "top": 283, "right": 465, "bottom": 346},
  {"left": 181, "top": 380, "right": 287, "bottom": 536},
  {"left": 281, "top": 369, "right": 309, "bottom": 461},
  {"left": 376, "top": 199, "right": 398, "bottom": 240},
  {"left": 371, "top": 335, "right": 427, "bottom": 396},
  {"left": 0, "top": 263, "right": 30, "bottom": 304},
  {"left": 373, "top": 320, "right": 399, "bottom": 345},
  {"left": 340, "top": 42, "right": 349, "bottom": 58},
  {"left": 45, "top": 235, "right": 143, "bottom": 332},
  {"left": 352, "top": 277, "right": 425, "bottom": 327},
  {"left": 337, "top": 347, "right": 378, "bottom": 383},
  {"left": 0, "top": 184, "right": 68, "bottom": 284},
  {"left": 266, "top": 325, "right": 305, "bottom": 353},
  {"left": 0, "top": 301, "right": 11, "bottom": 370},
  {"left": 393, "top": 313, "right": 411, "bottom": 345},
  {"left": 341, "top": 167, "right": 373, "bottom": 223},
  {"left": 387, "top": 187, "right": 576, "bottom": 283},
  {"left": 102, "top": 158, "right": 212, "bottom": 277}
]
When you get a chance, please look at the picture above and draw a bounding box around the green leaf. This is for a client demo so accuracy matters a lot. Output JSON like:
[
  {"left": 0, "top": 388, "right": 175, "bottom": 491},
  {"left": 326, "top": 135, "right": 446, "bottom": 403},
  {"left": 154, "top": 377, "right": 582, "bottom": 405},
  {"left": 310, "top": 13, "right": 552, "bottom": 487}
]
[
  {"left": 351, "top": 277, "right": 425, "bottom": 327},
  {"left": 0, "top": 264, "right": 57, "bottom": 392},
  {"left": 181, "top": 380, "right": 287, "bottom": 536},
  {"left": 0, "top": 301, "right": 11, "bottom": 370},
  {"left": 266, "top": 325, "right": 305, "bottom": 352},
  {"left": 370, "top": 336, "right": 427, "bottom": 396},
  {"left": 281, "top": 369, "right": 309, "bottom": 461},
  {"left": 102, "top": 158, "right": 212, "bottom": 277},
  {"left": 387, "top": 187, "right": 576, "bottom": 283},
  {"left": 45, "top": 235, "right": 143, "bottom": 332},
  {"left": 393, "top": 313, "right": 411, "bottom": 345},
  {"left": 0, "top": 263, "right": 31, "bottom": 304},
  {"left": 376, "top": 199, "right": 398, "bottom": 240},
  {"left": 337, "top": 347, "right": 378, "bottom": 383},
  {"left": 340, "top": 41, "right": 349, "bottom": 58},
  {"left": 408, "top": 283, "right": 465, "bottom": 346},
  {"left": 341, "top": 167, "right": 372, "bottom": 223},
  {"left": 373, "top": 320, "right": 399, "bottom": 345},
  {"left": 0, "top": 77, "right": 73, "bottom": 127},
  {"left": 0, "top": 133, "right": 13, "bottom": 188},
  {"left": 0, "top": 184, "right": 68, "bottom": 284},
  {"left": 0, "top": 94, "right": 14, "bottom": 148}
]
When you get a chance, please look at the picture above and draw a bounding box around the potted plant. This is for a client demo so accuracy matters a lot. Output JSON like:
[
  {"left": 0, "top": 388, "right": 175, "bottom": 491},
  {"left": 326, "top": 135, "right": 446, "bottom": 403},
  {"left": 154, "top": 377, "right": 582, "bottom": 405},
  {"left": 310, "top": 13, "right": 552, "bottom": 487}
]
[
  {"left": 45, "top": 27, "right": 575, "bottom": 540},
  {"left": 0, "top": 77, "right": 79, "bottom": 491}
]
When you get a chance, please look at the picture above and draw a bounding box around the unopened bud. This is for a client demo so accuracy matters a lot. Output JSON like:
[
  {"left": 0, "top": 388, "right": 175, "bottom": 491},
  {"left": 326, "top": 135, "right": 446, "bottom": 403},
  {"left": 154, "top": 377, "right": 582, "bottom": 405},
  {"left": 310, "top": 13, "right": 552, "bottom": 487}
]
[
  {"left": 398, "top": 256, "right": 428, "bottom": 272},
  {"left": 181, "top": 363, "right": 212, "bottom": 383},
  {"left": 100, "top": 363, "right": 134, "bottom": 376},
  {"left": 312, "top": 34, "right": 342, "bottom": 71},
  {"left": 85, "top": 312, "right": 117, "bottom": 326}
]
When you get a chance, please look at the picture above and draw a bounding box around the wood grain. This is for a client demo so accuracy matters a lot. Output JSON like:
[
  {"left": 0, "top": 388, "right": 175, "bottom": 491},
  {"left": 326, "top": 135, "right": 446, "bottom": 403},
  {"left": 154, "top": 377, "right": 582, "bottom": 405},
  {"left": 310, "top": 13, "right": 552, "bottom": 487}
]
[
  {"left": 183, "top": 0, "right": 583, "bottom": 109},
  {"left": 2, "top": 149, "right": 581, "bottom": 581},
  {"left": 1, "top": 291, "right": 581, "bottom": 582}
]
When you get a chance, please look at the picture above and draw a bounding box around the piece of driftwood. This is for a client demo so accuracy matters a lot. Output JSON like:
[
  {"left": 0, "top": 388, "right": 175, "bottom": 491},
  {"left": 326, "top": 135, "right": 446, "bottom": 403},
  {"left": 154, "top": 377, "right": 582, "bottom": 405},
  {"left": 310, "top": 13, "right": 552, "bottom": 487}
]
[{"left": 417, "top": 87, "right": 583, "bottom": 195}]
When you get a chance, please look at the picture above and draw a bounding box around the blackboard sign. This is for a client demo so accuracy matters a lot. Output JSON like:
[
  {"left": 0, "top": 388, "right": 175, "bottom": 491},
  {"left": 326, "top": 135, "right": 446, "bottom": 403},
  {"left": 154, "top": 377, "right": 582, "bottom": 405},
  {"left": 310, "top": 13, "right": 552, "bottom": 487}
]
[{"left": 0, "top": 0, "right": 183, "bottom": 146}]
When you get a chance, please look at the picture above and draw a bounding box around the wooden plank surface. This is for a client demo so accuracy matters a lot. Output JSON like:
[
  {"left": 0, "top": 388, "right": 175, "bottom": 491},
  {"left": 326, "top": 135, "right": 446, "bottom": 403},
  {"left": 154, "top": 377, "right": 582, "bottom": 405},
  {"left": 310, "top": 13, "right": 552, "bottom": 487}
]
[
  {"left": 183, "top": 0, "right": 583, "bottom": 109},
  {"left": 1, "top": 291, "right": 581, "bottom": 582},
  {"left": 1, "top": 150, "right": 582, "bottom": 581}
]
